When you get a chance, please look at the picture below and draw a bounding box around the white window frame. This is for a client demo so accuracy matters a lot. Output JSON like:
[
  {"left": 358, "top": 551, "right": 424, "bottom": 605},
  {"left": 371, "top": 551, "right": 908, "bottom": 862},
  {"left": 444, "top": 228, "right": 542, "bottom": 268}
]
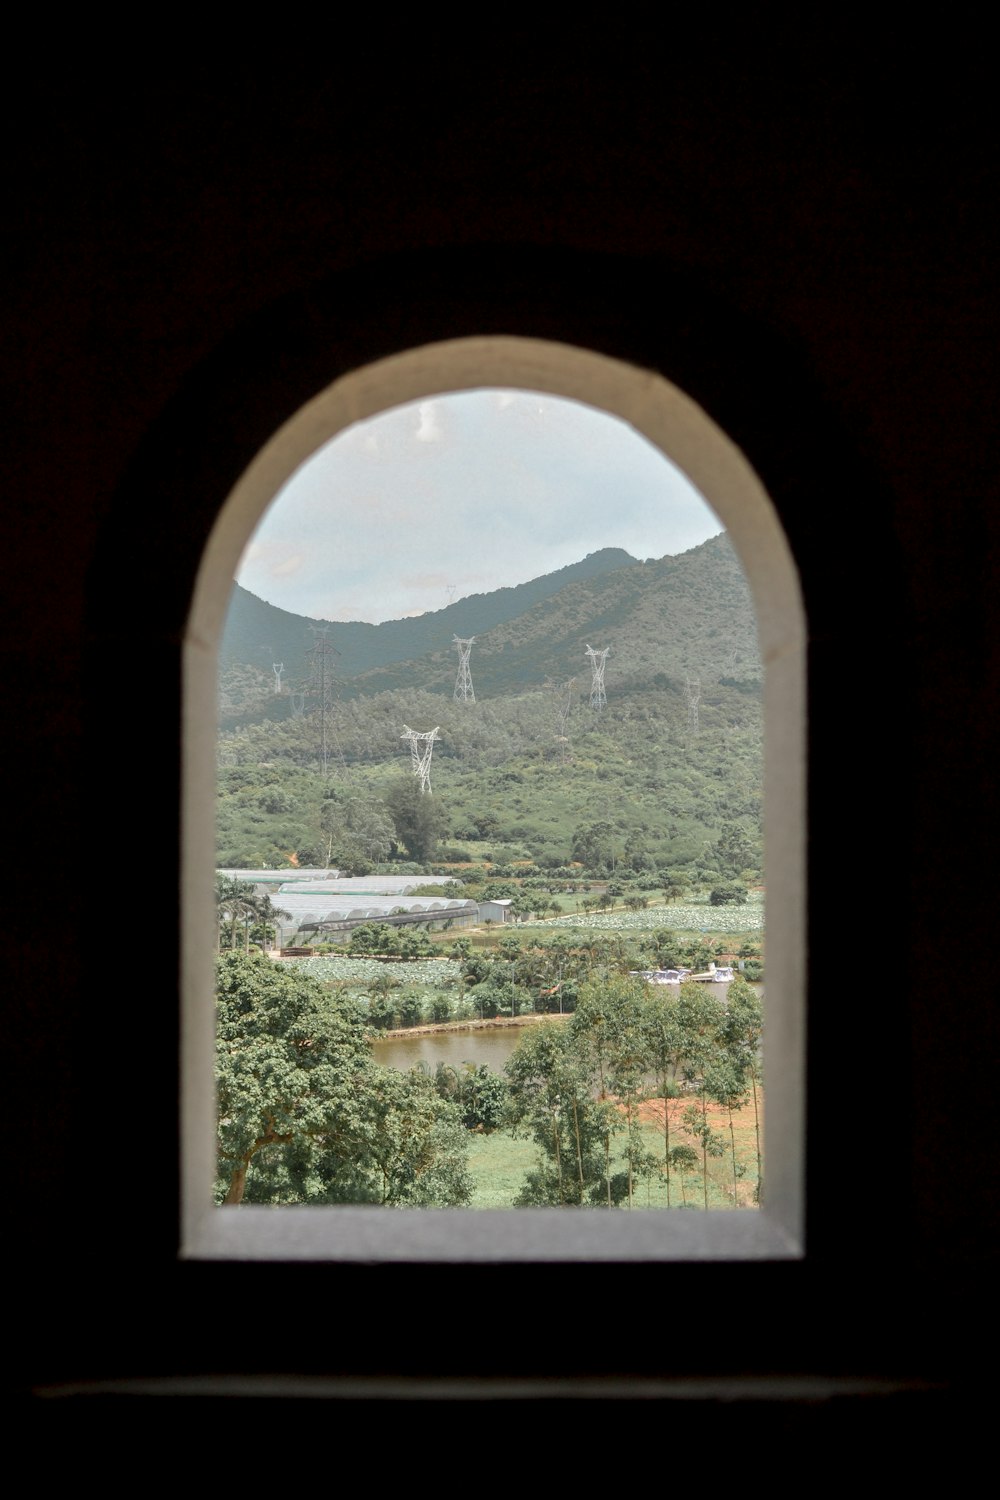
[{"left": 182, "top": 335, "right": 805, "bottom": 1262}]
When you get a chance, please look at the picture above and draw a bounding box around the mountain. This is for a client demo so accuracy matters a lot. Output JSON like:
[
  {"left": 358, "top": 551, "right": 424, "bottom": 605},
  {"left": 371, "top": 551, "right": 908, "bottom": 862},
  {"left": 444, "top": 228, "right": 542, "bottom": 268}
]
[
  {"left": 220, "top": 534, "right": 757, "bottom": 718},
  {"left": 220, "top": 546, "right": 640, "bottom": 683},
  {"left": 340, "top": 533, "right": 758, "bottom": 700},
  {"left": 216, "top": 532, "right": 763, "bottom": 871}
]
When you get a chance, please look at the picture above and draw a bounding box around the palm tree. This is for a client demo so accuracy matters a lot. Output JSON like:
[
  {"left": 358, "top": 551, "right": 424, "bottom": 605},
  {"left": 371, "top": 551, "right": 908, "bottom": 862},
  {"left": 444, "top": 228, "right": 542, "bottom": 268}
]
[
  {"left": 215, "top": 875, "right": 260, "bottom": 952},
  {"left": 250, "top": 892, "right": 293, "bottom": 952}
]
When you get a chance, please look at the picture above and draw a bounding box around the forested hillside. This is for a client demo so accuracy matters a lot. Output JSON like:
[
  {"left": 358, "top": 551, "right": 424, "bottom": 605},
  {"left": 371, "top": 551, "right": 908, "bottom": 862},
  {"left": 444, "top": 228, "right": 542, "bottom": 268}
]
[
  {"left": 216, "top": 534, "right": 763, "bottom": 879},
  {"left": 220, "top": 545, "right": 639, "bottom": 691}
]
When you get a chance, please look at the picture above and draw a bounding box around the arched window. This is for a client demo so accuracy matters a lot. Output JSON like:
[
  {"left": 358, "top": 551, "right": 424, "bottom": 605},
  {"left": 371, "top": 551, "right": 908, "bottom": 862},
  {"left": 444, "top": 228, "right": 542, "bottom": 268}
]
[{"left": 182, "top": 336, "right": 805, "bottom": 1261}]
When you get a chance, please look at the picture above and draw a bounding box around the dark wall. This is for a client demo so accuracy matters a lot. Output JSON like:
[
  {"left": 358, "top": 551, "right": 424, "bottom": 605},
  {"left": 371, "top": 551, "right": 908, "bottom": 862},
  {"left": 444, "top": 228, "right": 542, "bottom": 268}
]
[{"left": 6, "top": 39, "right": 997, "bottom": 1436}]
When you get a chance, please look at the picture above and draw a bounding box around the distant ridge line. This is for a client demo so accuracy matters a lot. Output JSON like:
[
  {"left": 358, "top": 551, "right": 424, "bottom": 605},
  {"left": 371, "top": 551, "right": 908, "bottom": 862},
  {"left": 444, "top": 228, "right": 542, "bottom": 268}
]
[{"left": 222, "top": 546, "right": 641, "bottom": 680}]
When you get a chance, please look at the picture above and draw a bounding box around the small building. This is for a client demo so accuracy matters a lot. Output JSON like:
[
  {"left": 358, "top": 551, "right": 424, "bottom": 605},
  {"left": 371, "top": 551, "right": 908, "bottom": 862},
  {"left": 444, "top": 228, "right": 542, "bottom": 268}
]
[{"left": 478, "top": 898, "right": 513, "bottom": 924}]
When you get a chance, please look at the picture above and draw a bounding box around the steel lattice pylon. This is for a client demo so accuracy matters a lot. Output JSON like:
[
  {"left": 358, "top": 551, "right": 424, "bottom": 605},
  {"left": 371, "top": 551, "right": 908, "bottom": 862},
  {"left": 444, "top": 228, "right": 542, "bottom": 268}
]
[
  {"left": 306, "top": 625, "right": 345, "bottom": 777},
  {"left": 453, "top": 635, "right": 476, "bottom": 702},
  {"left": 685, "top": 675, "right": 701, "bottom": 734},
  {"left": 401, "top": 724, "right": 441, "bottom": 793},
  {"left": 585, "top": 644, "right": 610, "bottom": 710}
]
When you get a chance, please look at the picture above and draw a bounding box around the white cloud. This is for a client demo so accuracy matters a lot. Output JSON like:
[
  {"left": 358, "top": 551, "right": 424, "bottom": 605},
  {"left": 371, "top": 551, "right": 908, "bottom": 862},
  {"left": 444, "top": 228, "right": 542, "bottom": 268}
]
[
  {"left": 236, "top": 390, "right": 720, "bottom": 623},
  {"left": 414, "top": 401, "right": 443, "bottom": 443}
]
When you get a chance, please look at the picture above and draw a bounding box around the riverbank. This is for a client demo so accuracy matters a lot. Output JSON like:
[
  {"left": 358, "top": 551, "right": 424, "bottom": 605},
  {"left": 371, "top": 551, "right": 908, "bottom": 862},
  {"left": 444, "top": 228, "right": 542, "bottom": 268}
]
[{"left": 379, "top": 1013, "right": 567, "bottom": 1040}]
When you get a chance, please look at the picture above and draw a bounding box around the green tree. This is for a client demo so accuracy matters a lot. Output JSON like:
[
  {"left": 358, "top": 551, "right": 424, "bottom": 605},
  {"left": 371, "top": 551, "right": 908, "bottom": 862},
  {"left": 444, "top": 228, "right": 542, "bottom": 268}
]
[
  {"left": 573, "top": 975, "right": 650, "bottom": 1206},
  {"left": 713, "top": 821, "right": 755, "bottom": 876},
  {"left": 669, "top": 1143, "right": 701, "bottom": 1207},
  {"left": 366, "top": 970, "right": 401, "bottom": 1029},
  {"left": 350, "top": 1067, "right": 473, "bottom": 1206},
  {"left": 398, "top": 991, "right": 426, "bottom": 1028},
  {"left": 318, "top": 789, "right": 396, "bottom": 870},
  {"left": 252, "top": 892, "right": 293, "bottom": 950},
  {"left": 569, "top": 979, "right": 636, "bottom": 1206},
  {"left": 709, "top": 883, "right": 748, "bottom": 906},
  {"left": 215, "top": 951, "right": 373, "bottom": 1204},
  {"left": 216, "top": 875, "right": 259, "bottom": 952},
  {"left": 704, "top": 1056, "right": 749, "bottom": 1205},
  {"left": 571, "top": 820, "right": 615, "bottom": 873},
  {"left": 505, "top": 1020, "right": 607, "bottom": 1205},
  {"left": 385, "top": 777, "right": 446, "bottom": 863},
  {"left": 451, "top": 1063, "right": 510, "bottom": 1133},
  {"left": 641, "top": 986, "right": 686, "bottom": 1205},
  {"left": 677, "top": 981, "right": 728, "bottom": 1208},
  {"left": 723, "top": 975, "right": 763, "bottom": 1201},
  {"left": 215, "top": 953, "right": 471, "bottom": 1206}
]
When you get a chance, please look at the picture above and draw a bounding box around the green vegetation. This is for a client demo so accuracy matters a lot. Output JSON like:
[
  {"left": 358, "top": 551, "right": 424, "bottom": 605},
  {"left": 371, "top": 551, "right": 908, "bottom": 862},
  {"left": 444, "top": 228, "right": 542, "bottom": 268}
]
[
  {"left": 216, "top": 682, "right": 761, "bottom": 877},
  {"left": 216, "top": 875, "right": 291, "bottom": 950},
  {"left": 216, "top": 534, "right": 762, "bottom": 883},
  {"left": 220, "top": 546, "right": 642, "bottom": 701},
  {"left": 214, "top": 948, "right": 761, "bottom": 1210},
  {"left": 709, "top": 883, "right": 749, "bottom": 906},
  {"left": 214, "top": 534, "right": 765, "bottom": 1210},
  {"left": 280, "top": 908, "right": 761, "bottom": 1032},
  {"left": 500, "top": 976, "right": 762, "bottom": 1209},
  {"left": 215, "top": 953, "right": 471, "bottom": 1206}
]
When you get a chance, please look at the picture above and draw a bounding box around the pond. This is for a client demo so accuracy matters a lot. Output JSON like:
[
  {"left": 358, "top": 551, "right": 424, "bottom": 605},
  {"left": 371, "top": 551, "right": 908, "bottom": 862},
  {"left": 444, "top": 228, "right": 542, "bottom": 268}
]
[
  {"left": 372, "top": 1022, "right": 543, "bottom": 1074},
  {"left": 372, "top": 982, "right": 763, "bottom": 1074}
]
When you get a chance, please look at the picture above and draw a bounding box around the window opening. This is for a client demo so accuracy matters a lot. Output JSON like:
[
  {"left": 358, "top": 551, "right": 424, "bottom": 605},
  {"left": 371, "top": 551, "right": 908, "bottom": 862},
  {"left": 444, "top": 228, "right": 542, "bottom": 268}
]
[{"left": 183, "top": 337, "right": 804, "bottom": 1260}]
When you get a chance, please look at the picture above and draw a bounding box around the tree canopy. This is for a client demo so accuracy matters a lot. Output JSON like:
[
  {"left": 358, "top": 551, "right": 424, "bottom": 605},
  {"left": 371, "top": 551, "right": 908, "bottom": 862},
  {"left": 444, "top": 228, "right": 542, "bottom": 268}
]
[
  {"left": 215, "top": 953, "right": 471, "bottom": 1206},
  {"left": 504, "top": 974, "right": 762, "bottom": 1209}
]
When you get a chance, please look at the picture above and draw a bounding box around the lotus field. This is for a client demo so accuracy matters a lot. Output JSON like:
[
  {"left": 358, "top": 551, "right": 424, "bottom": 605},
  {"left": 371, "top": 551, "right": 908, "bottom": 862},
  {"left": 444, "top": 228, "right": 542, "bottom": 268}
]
[
  {"left": 527, "top": 894, "right": 765, "bottom": 935},
  {"left": 292, "top": 955, "right": 462, "bottom": 988}
]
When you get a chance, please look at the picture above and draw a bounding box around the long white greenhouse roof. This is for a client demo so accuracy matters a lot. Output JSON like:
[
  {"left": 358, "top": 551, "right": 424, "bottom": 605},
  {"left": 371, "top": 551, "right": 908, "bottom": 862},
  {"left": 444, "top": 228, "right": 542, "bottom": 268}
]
[
  {"left": 218, "top": 872, "right": 458, "bottom": 895},
  {"left": 272, "top": 892, "right": 476, "bottom": 925}
]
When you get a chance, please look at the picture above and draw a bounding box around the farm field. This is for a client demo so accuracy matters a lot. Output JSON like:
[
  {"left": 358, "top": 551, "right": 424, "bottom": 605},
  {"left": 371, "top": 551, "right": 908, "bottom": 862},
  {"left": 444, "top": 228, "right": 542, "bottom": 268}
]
[
  {"left": 528, "top": 892, "right": 764, "bottom": 936},
  {"left": 293, "top": 954, "right": 462, "bottom": 988}
]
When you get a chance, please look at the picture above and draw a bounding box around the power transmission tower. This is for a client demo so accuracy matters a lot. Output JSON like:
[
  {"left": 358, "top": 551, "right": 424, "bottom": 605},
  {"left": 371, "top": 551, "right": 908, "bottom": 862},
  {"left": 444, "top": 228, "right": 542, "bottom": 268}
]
[
  {"left": 401, "top": 725, "right": 440, "bottom": 794},
  {"left": 547, "top": 675, "right": 576, "bottom": 763},
  {"left": 453, "top": 635, "right": 475, "bottom": 702},
  {"left": 272, "top": 662, "right": 285, "bottom": 694},
  {"left": 290, "top": 691, "right": 306, "bottom": 718},
  {"left": 306, "top": 626, "right": 344, "bottom": 777},
  {"left": 685, "top": 675, "right": 701, "bottom": 734},
  {"left": 585, "top": 644, "right": 610, "bottom": 710}
]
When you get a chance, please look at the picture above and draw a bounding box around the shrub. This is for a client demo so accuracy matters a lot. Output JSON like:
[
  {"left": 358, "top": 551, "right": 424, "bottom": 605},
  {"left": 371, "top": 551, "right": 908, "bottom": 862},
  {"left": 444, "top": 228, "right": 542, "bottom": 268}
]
[{"left": 709, "top": 883, "right": 748, "bottom": 906}]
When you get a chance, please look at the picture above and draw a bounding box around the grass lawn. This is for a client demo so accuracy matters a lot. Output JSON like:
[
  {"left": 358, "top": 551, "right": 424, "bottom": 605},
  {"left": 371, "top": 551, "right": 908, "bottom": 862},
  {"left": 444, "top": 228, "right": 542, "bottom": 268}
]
[{"left": 465, "top": 1130, "right": 541, "bottom": 1207}]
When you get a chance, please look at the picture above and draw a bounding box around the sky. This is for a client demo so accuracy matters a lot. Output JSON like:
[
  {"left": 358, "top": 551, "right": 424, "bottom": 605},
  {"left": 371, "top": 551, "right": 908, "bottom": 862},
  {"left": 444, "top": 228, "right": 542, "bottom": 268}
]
[{"left": 236, "top": 390, "right": 722, "bottom": 623}]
